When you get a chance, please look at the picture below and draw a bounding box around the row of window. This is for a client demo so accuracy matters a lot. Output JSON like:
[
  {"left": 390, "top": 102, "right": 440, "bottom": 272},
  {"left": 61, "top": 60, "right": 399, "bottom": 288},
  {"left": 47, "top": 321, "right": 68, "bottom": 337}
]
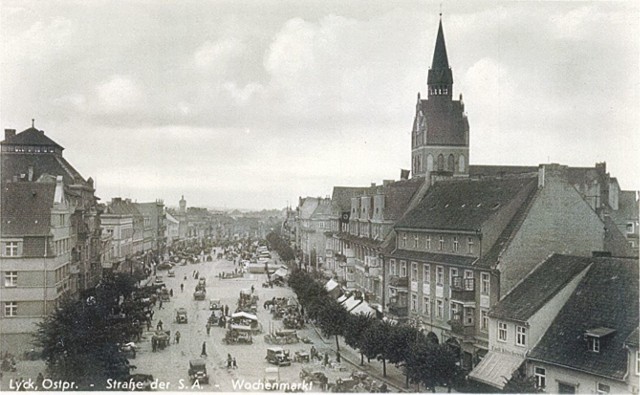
[
  {"left": 390, "top": 260, "right": 491, "bottom": 295},
  {"left": 497, "top": 321, "right": 527, "bottom": 346},
  {"left": 533, "top": 367, "right": 615, "bottom": 394},
  {"left": 3, "top": 145, "right": 57, "bottom": 153},
  {"left": 399, "top": 233, "right": 475, "bottom": 254},
  {"left": 412, "top": 153, "right": 466, "bottom": 175},
  {"left": 408, "top": 294, "right": 491, "bottom": 331}
]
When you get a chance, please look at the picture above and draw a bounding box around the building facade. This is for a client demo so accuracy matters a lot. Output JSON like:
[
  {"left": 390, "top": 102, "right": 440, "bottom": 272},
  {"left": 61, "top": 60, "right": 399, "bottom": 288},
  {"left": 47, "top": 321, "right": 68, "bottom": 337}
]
[{"left": 0, "top": 126, "right": 103, "bottom": 354}]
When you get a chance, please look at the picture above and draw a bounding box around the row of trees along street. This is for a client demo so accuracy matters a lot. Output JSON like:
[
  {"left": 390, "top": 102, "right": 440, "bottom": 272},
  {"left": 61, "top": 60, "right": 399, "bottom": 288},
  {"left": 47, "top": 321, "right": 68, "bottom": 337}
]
[
  {"left": 287, "top": 268, "right": 463, "bottom": 393},
  {"left": 33, "top": 273, "right": 159, "bottom": 390},
  {"left": 266, "top": 231, "right": 295, "bottom": 263}
]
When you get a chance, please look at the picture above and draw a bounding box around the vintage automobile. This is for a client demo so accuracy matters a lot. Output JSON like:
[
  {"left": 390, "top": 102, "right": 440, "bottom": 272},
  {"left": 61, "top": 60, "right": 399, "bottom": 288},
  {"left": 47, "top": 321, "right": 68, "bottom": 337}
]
[
  {"left": 299, "top": 367, "right": 328, "bottom": 387},
  {"left": 194, "top": 289, "right": 206, "bottom": 301},
  {"left": 223, "top": 325, "right": 253, "bottom": 345},
  {"left": 209, "top": 299, "right": 222, "bottom": 311},
  {"left": 263, "top": 367, "right": 280, "bottom": 389},
  {"left": 156, "top": 261, "right": 173, "bottom": 270},
  {"left": 159, "top": 288, "right": 170, "bottom": 302},
  {"left": 154, "top": 276, "right": 165, "bottom": 287},
  {"left": 176, "top": 308, "right": 188, "bottom": 324},
  {"left": 265, "top": 347, "right": 291, "bottom": 367},
  {"left": 198, "top": 277, "right": 206, "bottom": 287},
  {"left": 188, "top": 359, "right": 209, "bottom": 384},
  {"left": 167, "top": 269, "right": 176, "bottom": 278},
  {"left": 264, "top": 329, "right": 299, "bottom": 345}
]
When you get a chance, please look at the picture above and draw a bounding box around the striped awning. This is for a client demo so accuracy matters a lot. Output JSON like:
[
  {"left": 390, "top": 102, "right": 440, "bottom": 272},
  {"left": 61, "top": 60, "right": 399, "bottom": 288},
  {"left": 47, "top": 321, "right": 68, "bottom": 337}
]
[{"left": 468, "top": 351, "right": 524, "bottom": 389}]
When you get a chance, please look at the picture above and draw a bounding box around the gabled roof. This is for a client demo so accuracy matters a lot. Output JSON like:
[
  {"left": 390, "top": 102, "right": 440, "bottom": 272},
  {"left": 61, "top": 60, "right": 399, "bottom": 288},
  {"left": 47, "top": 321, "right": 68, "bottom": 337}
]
[
  {"left": 1, "top": 181, "right": 55, "bottom": 236},
  {"left": 1, "top": 127, "right": 63, "bottom": 149},
  {"left": 489, "top": 254, "right": 591, "bottom": 322},
  {"left": 395, "top": 175, "right": 537, "bottom": 231},
  {"left": 331, "top": 186, "right": 369, "bottom": 214},
  {"left": 382, "top": 178, "right": 424, "bottom": 221},
  {"left": 298, "top": 197, "right": 320, "bottom": 220},
  {"left": 105, "top": 198, "right": 143, "bottom": 217},
  {"left": 310, "top": 199, "right": 332, "bottom": 218},
  {"left": 2, "top": 150, "right": 88, "bottom": 187},
  {"left": 468, "top": 165, "right": 538, "bottom": 178},
  {"left": 528, "top": 257, "right": 639, "bottom": 381}
]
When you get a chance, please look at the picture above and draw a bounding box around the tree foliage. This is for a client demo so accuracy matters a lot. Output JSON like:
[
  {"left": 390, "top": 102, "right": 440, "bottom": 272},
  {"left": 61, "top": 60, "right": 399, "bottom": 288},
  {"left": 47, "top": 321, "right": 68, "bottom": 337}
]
[
  {"left": 266, "top": 231, "right": 295, "bottom": 262},
  {"left": 33, "top": 273, "right": 147, "bottom": 389},
  {"left": 286, "top": 269, "right": 463, "bottom": 389},
  {"left": 503, "top": 370, "right": 542, "bottom": 393}
]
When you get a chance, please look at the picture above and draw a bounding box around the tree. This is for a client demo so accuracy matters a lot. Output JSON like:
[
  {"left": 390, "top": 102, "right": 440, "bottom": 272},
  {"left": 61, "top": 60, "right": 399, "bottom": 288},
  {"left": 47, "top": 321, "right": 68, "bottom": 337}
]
[
  {"left": 360, "top": 320, "right": 390, "bottom": 376},
  {"left": 33, "top": 273, "right": 144, "bottom": 390},
  {"left": 503, "top": 370, "right": 542, "bottom": 393},
  {"left": 405, "top": 341, "right": 462, "bottom": 392},
  {"left": 342, "top": 313, "right": 376, "bottom": 365},
  {"left": 384, "top": 324, "right": 417, "bottom": 387},
  {"left": 315, "top": 299, "right": 349, "bottom": 362}
]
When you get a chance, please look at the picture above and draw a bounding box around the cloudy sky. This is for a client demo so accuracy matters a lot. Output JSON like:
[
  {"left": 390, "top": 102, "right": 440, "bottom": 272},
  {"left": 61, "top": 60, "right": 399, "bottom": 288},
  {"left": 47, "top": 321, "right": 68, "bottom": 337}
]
[{"left": 1, "top": 1, "right": 638, "bottom": 210}]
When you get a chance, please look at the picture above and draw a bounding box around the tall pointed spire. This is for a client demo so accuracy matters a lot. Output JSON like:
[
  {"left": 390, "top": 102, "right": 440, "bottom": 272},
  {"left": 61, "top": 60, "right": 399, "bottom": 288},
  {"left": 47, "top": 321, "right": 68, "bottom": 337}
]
[
  {"left": 427, "top": 16, "right": 453, "bottom": 94},
  {"left": 431, "top": 19, "right": 450, "bottom": 70}
]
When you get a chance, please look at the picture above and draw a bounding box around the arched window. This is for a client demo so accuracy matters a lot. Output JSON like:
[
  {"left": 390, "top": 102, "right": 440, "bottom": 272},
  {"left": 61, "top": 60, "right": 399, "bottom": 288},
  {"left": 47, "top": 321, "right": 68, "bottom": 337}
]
[
  {"left": 437, "top": 154, "right": 444, "bottom": 171},
  {"left": 427, "top": 154, "right": 434, "bottom": 172},
  {"left": 458, "top": 154, "right": 465, "bottom": 173},
  {"left": 448, "top": 154, "right": 455, "bottom": 171}
]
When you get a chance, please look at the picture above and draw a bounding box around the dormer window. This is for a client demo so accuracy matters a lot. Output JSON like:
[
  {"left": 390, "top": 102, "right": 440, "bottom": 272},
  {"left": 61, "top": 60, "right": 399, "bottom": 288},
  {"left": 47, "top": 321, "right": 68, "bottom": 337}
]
[{"left": 585, "top": 327, "right": 616, "bottom": 353}]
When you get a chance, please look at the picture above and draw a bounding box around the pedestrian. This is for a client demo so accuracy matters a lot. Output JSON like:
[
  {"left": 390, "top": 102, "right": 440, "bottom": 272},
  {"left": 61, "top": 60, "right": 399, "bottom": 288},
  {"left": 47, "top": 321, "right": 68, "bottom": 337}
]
[
  {"left": 323, "top": 352, "right": 329, "bottom": 367},
  {"left": 157, "top": 320, "right": 163, "bottom": 331},
  {"left": 206, "top": 323, "right": 211, "bottom": 336},
  {"left": 170, "top": 289, "right": 173, "bottom": 297},
  {"left": 227, "top": 354, "right": 232, "bottom": 368},
  {"left": 251, "top": 285, "right": 254, "bottom": 293},
  {"left": 146, "top": 320, "right": 151, "bottom": 331},
  {"left": 184, "top": 275, "right": 187, "bottom": 281},
  {"left": 158, "top": 300, "right": 163, "bottom": 309},
  {"left": 175, "top": 331, "right": 181, "bottom": 344},
  {"left": 152, "top": 338, "right": 157, "bottom": 352},
  {"left": 180, "top": 283, "right": 184, "bottom": 292},
  {"left": 36, "top": 372, "right": 44, "bottom": 388},
  {"left": 232, "top": 357, "right": 237, "bottom": 369},
  {"left": 200, "top": 342, "right": 207, "bottom": 357}
]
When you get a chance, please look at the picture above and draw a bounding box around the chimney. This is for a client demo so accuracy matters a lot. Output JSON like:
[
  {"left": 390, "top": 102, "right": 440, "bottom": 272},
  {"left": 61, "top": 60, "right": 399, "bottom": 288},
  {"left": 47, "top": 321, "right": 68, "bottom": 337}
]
[
  {"left": 400, "top": 169, "right": 410, "bottom": 180},
  {"left": 28, "top": 166, "right": 34, "bottom": 182},
  {"left": 54, "top": 176, "right": 64, "bottom": 203},
  {"left": 4, "top": 129, "right": 16, "bottom": 140}
]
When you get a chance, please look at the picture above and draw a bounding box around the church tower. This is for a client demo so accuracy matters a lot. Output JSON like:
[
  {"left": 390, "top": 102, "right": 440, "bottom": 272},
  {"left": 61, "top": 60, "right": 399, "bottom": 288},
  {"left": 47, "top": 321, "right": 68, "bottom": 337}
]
[{"left": 411, "top": 17, "right": 469, "bottom": 180}]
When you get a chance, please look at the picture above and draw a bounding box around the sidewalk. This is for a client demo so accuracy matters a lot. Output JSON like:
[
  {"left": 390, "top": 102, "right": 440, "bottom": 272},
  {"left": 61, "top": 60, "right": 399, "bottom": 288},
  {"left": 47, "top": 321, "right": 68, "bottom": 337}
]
[
  {"left": 306, "top": 312, "right": 455, "bottom": 393},
  {"left": 309, "top": 322, "right": 414, "bottom": 392}
]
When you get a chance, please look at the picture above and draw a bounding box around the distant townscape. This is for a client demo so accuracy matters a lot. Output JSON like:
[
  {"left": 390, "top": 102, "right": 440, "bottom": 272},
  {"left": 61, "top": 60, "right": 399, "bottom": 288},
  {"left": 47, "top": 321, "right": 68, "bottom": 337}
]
[{"left": 1, "top": 16, "right": 638, "bottom": 395}]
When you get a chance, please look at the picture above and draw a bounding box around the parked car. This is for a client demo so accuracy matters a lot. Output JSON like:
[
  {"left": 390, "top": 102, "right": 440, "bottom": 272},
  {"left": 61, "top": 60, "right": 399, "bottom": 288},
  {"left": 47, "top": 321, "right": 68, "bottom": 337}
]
[
  {"left": 194, "top": 289, "right": 206, "bottom": 301},
  {"left": 266, "top": 347, "right": 291, "bottom": 366},
  {"left": 167, "top": 269, "right": 175, "bottom": 278},
  {"left": 264, "top": 367, "right": 280, "bottom": 389},
  {"left": 157, "top": 262, "right": 173, "bottom": 270},
  {"left": 176, "top": 308, "right": 188, "bottom": 324},
  {"left": 209, "top": 299, "right": 222, "bottom": 311},
  {"left": 188, "top": 359, "right": 209, "bottom": 384}
]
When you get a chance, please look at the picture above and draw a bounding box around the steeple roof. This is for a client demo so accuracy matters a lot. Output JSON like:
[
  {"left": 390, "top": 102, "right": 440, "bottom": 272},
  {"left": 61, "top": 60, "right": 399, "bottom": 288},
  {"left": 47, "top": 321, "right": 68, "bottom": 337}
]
[
  {"left": 1, "top": 127, "right": 63, "bottom": 149},
  {"left": 427, "top": 18, "right": 453, "bottom": 86},
  {"left": 431, "top": 19, "right": 450, "bottom": 70}
]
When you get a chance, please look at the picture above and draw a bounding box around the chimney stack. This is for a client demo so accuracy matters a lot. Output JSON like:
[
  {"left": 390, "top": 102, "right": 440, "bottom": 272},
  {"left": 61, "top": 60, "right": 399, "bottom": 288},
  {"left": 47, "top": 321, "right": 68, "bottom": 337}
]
[{"left": 4, "top": 129, "right": 16, "bottom": 140}]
